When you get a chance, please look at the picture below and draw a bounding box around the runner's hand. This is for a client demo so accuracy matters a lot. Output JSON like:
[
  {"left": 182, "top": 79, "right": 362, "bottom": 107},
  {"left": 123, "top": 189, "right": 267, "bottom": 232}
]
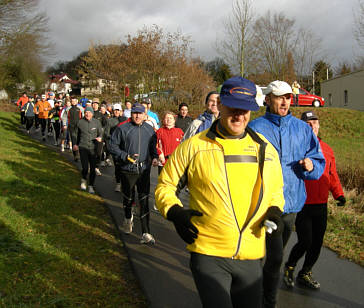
[
  {"left": 167, "top": 205, "right": 202, "bottom": 244},
  {"left": 263, "top": 206, "right": 283, "bottom": 238},
  {"left": 299, "top": 158, "right": 313, "bottom": 172},
  {"left": 336, "top": 195, "right": 346, "bottom": 206}
]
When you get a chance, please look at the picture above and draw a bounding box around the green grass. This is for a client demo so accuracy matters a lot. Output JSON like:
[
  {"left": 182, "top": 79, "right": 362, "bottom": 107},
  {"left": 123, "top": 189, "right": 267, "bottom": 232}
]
[{"left": 0, "top": 111, "right": 146, "bottom": 307}]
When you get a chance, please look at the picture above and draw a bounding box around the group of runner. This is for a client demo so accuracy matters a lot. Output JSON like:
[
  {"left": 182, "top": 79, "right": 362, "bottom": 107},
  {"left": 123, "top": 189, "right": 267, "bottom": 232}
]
[{"left": 17, "top": 79, "right": 346, "bottom": 308}]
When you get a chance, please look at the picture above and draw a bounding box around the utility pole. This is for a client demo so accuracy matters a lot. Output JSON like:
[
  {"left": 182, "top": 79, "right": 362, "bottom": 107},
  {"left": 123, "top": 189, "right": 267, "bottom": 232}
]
[{"left": 312, "top": 71, "right": 315, "bottom": 94}]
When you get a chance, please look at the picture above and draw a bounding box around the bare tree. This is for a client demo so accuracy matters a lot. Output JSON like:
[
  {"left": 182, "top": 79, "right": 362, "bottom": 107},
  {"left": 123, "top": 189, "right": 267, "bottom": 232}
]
[
  {"left": 353, "top": 0, "right": 364, "bottom": 49},
  {"left": 0, "top": 0, "right": 51, "bottom": 96},
  {"left": 249, "top": 11, "right": 322, "bottom": 83},
  {"left": 217, "top": 0, "right": 255, "bottom": 76}
]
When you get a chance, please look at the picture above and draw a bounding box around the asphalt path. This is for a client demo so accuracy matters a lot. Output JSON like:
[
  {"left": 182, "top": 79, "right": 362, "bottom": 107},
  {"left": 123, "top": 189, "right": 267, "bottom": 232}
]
[{"left": 26, "top": 126, "right": 364, "bottom": 308}]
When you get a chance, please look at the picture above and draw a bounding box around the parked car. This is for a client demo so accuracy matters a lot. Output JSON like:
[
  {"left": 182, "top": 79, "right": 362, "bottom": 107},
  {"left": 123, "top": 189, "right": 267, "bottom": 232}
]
[{"left": 293, "top": 88, "right": 325, "bottom": 107}]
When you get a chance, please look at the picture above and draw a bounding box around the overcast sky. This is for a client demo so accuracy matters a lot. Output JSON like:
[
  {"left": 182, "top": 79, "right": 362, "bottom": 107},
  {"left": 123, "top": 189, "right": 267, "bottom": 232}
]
[{"left": 41, "top": 0, "right": 360, "bottom": 70}]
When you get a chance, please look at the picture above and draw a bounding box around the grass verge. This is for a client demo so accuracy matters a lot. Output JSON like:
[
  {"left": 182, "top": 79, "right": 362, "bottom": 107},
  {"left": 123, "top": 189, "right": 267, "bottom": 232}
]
[{"left": 0, "top": 111, "right": 146, "bottom": 307}]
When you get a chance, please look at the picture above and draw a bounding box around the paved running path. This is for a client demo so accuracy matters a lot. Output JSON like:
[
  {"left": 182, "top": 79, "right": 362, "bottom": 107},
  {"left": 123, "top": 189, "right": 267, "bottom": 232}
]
[{"left": 27, "top": 127, "right": 364, "bottom": 308}]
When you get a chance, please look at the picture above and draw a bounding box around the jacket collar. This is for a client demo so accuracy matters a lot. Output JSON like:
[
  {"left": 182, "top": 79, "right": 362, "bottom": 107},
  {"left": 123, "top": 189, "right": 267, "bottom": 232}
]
[{"left": 264, "top": 108, "right": 293, "bottom": 126}]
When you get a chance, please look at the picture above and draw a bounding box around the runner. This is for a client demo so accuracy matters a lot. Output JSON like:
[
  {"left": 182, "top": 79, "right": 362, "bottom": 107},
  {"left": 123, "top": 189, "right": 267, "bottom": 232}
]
[
  {"left": 175, "top": 102, "right": 193, "bottom": 133},
  {"left": 109, "top": 102, "right": 159, "bottom": 245},
  {"left": 16, "top": 92, "right": 29, "bottom": 125},
  {"left": 104, "top": 103, "right": 128, "bottom": 192},
  {"left": 283, "top": 110, "right": 345, "bottom": 290},
  {"left": 156, "top": 111, "right": 184, "bottom": 174},
  {"left": 73, "top": 106, "right": 103, "bottom": 194},
  {"left": 183, "top": 91, "right": 219, "bottom": 140},
  {"left": 34, "top": 94, "right": 51, "bottom": 141},
  {"left": 49, "top": 100, "right": 62, "bottom": 146},
  {"left": 68, "top": 97, "right": 83, "bottom": 161},
  {"left": 60, "top": 99, "right": 72, "bottom": 152},
  {"left": 21, "top": 98, "right": 35, "bottom": 134}
]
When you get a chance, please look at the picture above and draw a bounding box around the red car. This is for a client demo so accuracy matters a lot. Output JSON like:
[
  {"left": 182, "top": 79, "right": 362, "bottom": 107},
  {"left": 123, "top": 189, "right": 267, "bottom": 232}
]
[{"left": 292, "top": 88, "right": 325, "bottom": 107}]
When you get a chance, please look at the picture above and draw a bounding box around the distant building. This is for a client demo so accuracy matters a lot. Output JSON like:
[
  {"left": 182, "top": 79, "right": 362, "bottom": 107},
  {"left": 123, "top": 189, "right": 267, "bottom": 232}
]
[
  {"left": 80, "top": 76, "right": 117, "bottom": 96},
  {"left": 321, "top": 70, "right": 364, "bottom": 111},
  {"left": 47, "top": 73, "right": 79, "bottom": 94}
]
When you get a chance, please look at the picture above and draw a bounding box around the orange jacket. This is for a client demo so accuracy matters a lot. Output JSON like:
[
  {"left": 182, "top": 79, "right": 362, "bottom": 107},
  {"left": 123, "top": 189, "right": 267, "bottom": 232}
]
[
  {"left": 34, "top": 100, "right": 51, "bottom": 119},
  {"left": 17, "top": 96, "right": 29, "bottom": 107}
]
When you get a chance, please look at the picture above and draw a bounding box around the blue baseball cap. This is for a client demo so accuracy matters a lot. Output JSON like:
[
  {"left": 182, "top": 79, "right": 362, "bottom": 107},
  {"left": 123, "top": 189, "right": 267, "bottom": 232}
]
[
  {"left": 131, "top": 102, "right": 145, "bottom": 113},
  {"left": 220, "top": 76, "right": 259, "bottom": 111}
]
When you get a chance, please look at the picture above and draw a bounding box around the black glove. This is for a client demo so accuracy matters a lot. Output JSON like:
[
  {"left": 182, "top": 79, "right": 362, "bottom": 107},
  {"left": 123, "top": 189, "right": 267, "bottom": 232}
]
[
  {"left": 263, "top": 206, "right": 283, "bottom": 238},
  {"left": 336, "top": 196, "right": 346, "bottom": 207},
  {"left": 167, "top": 205, "right": 203, "bottom": 244}
]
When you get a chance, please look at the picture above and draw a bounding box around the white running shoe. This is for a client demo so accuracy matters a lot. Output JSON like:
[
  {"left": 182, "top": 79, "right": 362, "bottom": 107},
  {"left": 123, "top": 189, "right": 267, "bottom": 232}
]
[
  {"left": 105, "top": 158, "right": 112, "bottom": 166},
  {"left": 80, "top": 179, "right": 87, "bottom": 191},
  {"left": 95, "top": 168, "right": 102, "bottom": 176},
  {"left": 140, "top": 233, "right": 155, "bottom": 245},
  {"left": 114, "top": 183, "right": 121, "bottom": 192},
  {"left": 88, "top": 185, "right": 95, "bottom": 194},
  {"left": 123, "top": 216, "right": 133, "bottom": 234},
  {"left": 61, "top": 144, "right": 64, "bottom": 152}
]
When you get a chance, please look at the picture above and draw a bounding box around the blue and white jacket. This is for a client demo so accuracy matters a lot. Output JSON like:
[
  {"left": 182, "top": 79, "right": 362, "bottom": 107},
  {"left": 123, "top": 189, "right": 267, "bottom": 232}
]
[{"left": 248, "top": 110, "right": 325, "bottom": 214}]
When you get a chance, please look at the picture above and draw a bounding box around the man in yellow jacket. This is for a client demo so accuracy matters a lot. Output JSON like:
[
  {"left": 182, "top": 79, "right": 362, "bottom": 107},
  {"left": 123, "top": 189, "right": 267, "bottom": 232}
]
[{"left": 155, "top": 76, "right": 285, "bottom": 308}]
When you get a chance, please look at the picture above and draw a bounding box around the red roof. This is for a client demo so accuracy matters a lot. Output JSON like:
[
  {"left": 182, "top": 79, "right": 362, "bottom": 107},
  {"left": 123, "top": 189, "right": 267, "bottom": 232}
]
[{"left": 49, "top": 73, "right": 79, "bottom": 84}]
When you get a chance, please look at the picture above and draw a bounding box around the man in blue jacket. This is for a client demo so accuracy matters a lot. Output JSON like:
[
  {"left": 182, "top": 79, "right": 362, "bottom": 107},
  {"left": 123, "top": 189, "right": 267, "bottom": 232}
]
[
  {"left": 110, "top": 103, "right": 159, "bottom": 245},
  {"left": 248, "top": 80, "right": 325, "bottom": 308}
]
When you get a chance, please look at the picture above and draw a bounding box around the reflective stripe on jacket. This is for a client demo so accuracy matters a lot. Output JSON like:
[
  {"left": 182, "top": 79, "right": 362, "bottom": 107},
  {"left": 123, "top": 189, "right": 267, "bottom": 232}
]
[{"left": 155, "top": 120, "right": 284, "bottom": 260}]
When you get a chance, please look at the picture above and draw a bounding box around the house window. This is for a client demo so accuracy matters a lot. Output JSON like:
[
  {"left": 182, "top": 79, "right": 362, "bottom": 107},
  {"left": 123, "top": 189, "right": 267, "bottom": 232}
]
[
  {"left": 344, "top": 90, "right": 348, "bottom": 106},
  {"left": 328, "top": 93, "right": 332, "bottom": 106}
]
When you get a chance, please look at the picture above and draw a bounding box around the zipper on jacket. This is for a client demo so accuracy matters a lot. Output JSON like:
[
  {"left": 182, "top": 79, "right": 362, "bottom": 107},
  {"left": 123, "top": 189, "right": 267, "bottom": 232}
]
[{"left": 223, "top": 142, "right": 266, "bottom": 259}]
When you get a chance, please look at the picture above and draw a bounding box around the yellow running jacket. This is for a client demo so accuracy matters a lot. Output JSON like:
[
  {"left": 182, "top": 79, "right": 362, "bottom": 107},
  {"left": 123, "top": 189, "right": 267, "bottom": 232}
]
[{"left": 155, "top": 120, "right": 284, "bottom": 260}]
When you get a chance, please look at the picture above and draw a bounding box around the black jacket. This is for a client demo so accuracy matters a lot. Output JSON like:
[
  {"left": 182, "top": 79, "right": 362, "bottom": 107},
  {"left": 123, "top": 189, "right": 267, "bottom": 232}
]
[
  {"left": 109, "top": 121, "right": 158, "bottom": 173},
  {"left": 76, "top": 118, "right": 103, "bottom": 152},
  {"left": 175, "top": 114, "right": 193, "bottom": 133}
]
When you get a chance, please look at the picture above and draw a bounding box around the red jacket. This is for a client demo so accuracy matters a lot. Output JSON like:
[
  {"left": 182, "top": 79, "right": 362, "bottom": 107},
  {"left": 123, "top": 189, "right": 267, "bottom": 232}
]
[
  {"left": 156, "top": 126, "right": 184, "bottom": 164},
  {"left": 304, "top": 138, "right": 344, "bottom": 204},
  {"left": 17, "top": 96, "right": 29, "bottom": 107}
]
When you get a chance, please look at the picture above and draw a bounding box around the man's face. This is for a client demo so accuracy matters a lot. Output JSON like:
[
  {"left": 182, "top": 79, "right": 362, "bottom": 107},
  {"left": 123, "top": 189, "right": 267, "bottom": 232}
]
[
  {"left": 23, "top": 93, "right": 27, "bottom": 97},
  {"left": 179, "top": 106, "right": 188, "bottom": 117},
  {"left": 163, "top": 113, "right": 175, "bottom": 128},
  {"left": 125, "top": 102, "right": 132, "bottom": 109},
  {"left": 206, "top": 94, "right": 219, "bottom": 114},
  {"left": 92, "top": 103, "right": 99, "bottom": 111},
  {"left": 85, "top": 111, "right": 93, "bottom": 121},
  {"left": 71, "top": 99, "right": 77, "bottom": 105},
  {"left": 219, "top": 103, "right": 251, "bottom": 136},
  {"left": 306, "top": 119, "right": 320, "bottom": 136},
  {"left": 266, "top": 93, "right": 291, "bottom": 116},
  {"left": 113, "top": 109, "right": 121, "bottom": 117},
  {"left": 41, "top": 95, "right": 46, "bottom": 101},
  {"left": 100, "top": 106, "right": 106, "bottom": 114},
  {"left": 131, "top": 112, "right": 145, "bottom": 125}
]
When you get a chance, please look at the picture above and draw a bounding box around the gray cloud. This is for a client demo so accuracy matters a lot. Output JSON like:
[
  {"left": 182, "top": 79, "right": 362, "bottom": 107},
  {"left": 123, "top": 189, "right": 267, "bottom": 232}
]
[{"left": 42, "top": 0, "right": 359, "bottom": 69}]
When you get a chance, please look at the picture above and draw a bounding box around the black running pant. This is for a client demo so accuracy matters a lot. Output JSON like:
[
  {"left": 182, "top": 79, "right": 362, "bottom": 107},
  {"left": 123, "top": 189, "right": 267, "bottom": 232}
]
[
  {"left": 20, "top": 110, "right": 26, "bottom": 125},
  {"left": 263, "top": 213, "right": 296, "bottom": 308},
  {"left": 190, "top": 253, "right": 262, "bottom": 308},
  {"left": 79, "top": 148, "right": 97, "bottom": 186},
  {"left": 286, "top": 204, "right": 327, "bottom": 273},
  {"left": 120, "top": 169, "right": 151, "bottom": 234},
  {"left": 68, "top": 125, "right": 79, "bottom": 158},
  {"left": 51, "top": 121, "right": 61, "bottom": 141},
  {"left": 39, "top": 118, "right": 47, "bottom": 137},
  {"left": 25, "top": 116, "right": 34, "bottom": 131},
  {"left": 113, "top": 157, "right": 121, "bottom": 183}
]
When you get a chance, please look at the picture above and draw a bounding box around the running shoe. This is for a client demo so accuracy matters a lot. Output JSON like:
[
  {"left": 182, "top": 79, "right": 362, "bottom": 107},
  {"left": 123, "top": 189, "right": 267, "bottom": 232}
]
[
  {"left": 123, "top": 215, "right": 133, "bottom": 234},
  {"left": 61, "top": 144, "right": 64, "bottom": 152},
  {"left": 95, "top": 168, "right": 102, "bottom": 176},
  {"left": 88, "top": 185, "right": 95, "bottom": 194},
  {"left": 297, "top": 271, "right": 320, "bottom": 289},
  {"left": 105, "top": 158, "right": 112, "bottom": 166},
  {"left": 80, "top": 179, "right": 87, "bottom": 191},
  {"left": 140, "top": 233, "right": 155, "bottom": 245},
  {"left": 283, "top": 265, "right": 295, "bottom": 288},
  {"left": 114, "top": 183, "right": 121, "bottom": 192}
]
